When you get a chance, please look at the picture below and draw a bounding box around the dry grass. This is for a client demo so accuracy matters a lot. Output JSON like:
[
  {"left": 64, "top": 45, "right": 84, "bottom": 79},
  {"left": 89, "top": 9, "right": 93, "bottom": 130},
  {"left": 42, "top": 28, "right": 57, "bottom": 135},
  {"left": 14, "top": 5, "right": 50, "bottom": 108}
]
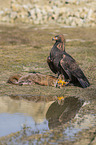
[{"left": 0, "top": 23, "right": 96, "bottom": 101}]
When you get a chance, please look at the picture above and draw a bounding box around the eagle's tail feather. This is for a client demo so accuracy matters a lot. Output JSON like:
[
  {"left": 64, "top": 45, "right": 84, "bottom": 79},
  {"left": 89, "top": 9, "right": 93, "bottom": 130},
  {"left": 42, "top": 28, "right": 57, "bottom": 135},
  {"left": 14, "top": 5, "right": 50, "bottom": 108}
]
[{"left": 78, "top": 78, "right": 90, "bottom": 88}]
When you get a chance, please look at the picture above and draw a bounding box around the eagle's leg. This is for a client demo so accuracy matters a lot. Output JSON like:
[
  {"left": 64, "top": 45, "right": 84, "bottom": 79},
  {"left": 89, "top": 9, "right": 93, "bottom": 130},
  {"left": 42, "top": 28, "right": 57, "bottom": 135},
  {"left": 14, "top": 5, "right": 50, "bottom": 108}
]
[
  {"left": 54, "top": 74, "right": 69, "bottom": 87},
  {"left": 57, "top": 79, "right": 69, "bottom": 87},
  {"left": 58, "top": 74, "right": 65, "bottom": 80},
  {"left": 57, "top": 96, "right": 66, "bottom": 105}
]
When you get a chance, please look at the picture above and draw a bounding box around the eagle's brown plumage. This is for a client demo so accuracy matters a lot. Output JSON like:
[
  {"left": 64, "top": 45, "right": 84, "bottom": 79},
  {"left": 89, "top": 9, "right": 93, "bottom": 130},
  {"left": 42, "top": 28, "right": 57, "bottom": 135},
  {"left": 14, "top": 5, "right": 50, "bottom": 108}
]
[{"left": 47, "top": 34, "right": 90, "bottom": 88}]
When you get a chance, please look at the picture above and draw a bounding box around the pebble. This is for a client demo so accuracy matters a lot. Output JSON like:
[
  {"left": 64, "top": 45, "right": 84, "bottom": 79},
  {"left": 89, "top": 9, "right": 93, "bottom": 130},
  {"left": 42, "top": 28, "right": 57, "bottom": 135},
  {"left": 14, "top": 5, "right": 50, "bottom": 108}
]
[{"left": 0, "top": 0, "right": 96, "bottom": 27}]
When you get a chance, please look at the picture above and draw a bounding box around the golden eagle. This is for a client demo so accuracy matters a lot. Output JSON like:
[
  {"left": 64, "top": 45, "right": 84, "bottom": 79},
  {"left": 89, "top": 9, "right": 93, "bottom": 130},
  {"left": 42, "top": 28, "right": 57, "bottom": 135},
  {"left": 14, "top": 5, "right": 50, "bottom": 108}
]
[{"left": 47, "top": 34, "right": 90, "bottom": 88}]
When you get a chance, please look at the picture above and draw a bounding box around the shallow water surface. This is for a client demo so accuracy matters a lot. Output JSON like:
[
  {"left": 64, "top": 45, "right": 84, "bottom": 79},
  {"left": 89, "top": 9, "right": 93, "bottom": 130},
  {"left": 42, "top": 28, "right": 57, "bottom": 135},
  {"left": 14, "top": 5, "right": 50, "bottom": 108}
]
[
  {"left": 0, "top": 95, "right": 84, "bottom": 138},
  {"left": 0, "top": 95, "right": 96, "bottom": 145}
]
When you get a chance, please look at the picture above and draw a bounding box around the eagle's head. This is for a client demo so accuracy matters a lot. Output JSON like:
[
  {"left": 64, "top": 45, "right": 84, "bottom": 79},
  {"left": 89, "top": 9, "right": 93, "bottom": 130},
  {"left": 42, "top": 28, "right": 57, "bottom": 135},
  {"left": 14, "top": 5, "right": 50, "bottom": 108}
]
[
  {"left": 52, "top": 34, "right": 65, "bottom": 51},
  {"left": 52, "top": 34, "right": 65, "bottom": 43}
]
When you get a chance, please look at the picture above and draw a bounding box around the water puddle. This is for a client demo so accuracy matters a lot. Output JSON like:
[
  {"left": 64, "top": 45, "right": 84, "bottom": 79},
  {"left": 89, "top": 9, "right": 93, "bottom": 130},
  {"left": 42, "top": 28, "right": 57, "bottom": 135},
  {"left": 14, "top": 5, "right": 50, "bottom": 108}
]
[
  {"left": 0, "top": 95, "right": 95, "bottom": 144},
  {"left": 0, "top": 95, "right": 51, "bottom": 137},
  {"left": 0, "top": 95, "right": 84, "bottom": 138}
]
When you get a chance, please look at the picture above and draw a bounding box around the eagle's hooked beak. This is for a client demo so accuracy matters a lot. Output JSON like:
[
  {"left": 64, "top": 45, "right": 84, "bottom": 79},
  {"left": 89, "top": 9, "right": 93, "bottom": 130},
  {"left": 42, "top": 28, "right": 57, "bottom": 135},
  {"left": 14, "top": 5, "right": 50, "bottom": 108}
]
[{"left": 52, "top": 36, "right": 58, "bottom": 41}]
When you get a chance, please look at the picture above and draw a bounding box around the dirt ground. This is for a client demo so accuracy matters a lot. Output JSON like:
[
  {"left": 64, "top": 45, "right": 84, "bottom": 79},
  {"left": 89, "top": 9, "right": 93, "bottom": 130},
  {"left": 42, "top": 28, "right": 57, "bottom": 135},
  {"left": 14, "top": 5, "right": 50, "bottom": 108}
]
[{"left": 0, "top": 23, "right": 96, "bottom": 144}]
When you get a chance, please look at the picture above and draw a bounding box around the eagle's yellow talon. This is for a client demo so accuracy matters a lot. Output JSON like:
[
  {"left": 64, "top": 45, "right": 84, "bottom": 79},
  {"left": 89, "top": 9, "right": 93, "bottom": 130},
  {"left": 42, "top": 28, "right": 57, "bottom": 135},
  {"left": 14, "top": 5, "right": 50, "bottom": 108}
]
[
  {"left": 57, "top": 79, "right": 69, "bottom": 87},
  {"left": 54, "top": 79, "right": 69, "bottom": 87},
  {"left": 57, "top": 96, "right": 65, "bottom": 100}
]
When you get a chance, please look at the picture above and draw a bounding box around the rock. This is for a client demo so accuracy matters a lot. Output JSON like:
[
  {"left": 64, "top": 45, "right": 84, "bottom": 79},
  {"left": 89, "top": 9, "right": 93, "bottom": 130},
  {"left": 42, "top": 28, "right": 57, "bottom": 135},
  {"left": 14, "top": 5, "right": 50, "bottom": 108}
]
[
  {"left": 29, "top": 9, "right": 37, "bottom": 20},
  {"left": 71, "top": 21, "right": 76, "bottom": 26},
  {"left": 76, "top": 18, "right": 84, "bottom": 26},
  {"left": 10, "top": 12, "right": 17, "bottom": 20},
  {"left": 75, "top": 12, "right": 80, "bottom": 18},
  {"left": 87, "top": 9, "right": 93, "bottom": 19},
  {"left": 0, "top": 0, "right": 96, "bottom": 27},
  {"left": 18, "top": 11, "right": 28, "bottom": 19},
  {"left": 1, "top": 15, "right": 10, "bottom": 22},
  {"left": 11, "top": 4, "right": 22, "bottom": 12},
  {"left": 0, "top": 10, "right": 4, "bottom": 15}
]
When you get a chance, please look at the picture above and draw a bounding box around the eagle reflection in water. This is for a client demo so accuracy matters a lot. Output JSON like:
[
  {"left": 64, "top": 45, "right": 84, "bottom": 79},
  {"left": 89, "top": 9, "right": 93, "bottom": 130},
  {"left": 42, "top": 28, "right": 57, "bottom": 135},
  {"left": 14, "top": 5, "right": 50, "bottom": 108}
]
[
  {"left": 9, "top": 95, "right": 84, "bottom": 129},
  {"left": 46, "top": 96, "right": 84, "bottom": 129}
]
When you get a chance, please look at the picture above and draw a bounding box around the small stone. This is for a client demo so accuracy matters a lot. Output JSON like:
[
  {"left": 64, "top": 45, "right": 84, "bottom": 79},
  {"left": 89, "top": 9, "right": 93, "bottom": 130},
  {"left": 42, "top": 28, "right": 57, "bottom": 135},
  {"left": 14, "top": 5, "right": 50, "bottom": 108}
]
[
  {"left": 10, "top": 11, "right": 17, "bottom": 19},
  {"left": 29, "top": 9, "right": 37, "bottom": 20},
  {"left": 75, "top": 12, "right": 80, "bottom": 18},
  {"left": 0, "top": 0, "right": 95, "bottom": 27},
  {"left": 2, "top": 15, "right": 10, "bottom": 22},
  {"left": 71, "top": 21, "right": 76, "bottom": 26},
  {"left": 87, "top": 9, "right": 93, "bottom": 19},
  {"left": 11, "top": 4, "right": 22, "bottom": 12},
  {"left": 80, "top": 11, "right": 87, "bottom": 19},
  {"left": 76, "top": 18, "right": 83, "bottom": 26},
  {"left": 0, "top": 10, "right": 4, "bottom": 15}
]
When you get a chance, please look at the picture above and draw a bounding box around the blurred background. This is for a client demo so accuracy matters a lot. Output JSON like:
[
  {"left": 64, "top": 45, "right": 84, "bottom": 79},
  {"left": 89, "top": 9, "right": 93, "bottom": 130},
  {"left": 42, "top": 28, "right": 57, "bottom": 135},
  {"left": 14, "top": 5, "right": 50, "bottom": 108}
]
[{"left": 0, "top": 0, "right": 96, "bottom": 27}]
